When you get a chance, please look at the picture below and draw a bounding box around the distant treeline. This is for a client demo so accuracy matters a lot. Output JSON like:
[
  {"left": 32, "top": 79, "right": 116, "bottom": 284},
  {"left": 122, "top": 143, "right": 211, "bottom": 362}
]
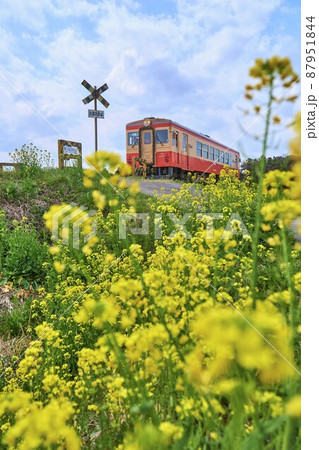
[{"left": 241, "top": 155, "right": 293, "bottom": 182}]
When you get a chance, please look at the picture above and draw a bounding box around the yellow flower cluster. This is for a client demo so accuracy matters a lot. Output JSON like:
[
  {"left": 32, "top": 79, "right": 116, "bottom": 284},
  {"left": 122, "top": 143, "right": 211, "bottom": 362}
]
[
  {"left": 43, "top": 203, "right": 97, "bottom": 256},
  {"left": 186, "top": 302, "right": 294, "bottom": 386},
  {"left": 249, "top": 56, "right": 298, "bottom": 86},
  {"left": 0, "top": 392, "right": 80, "bottom": 449},
  {"left": 244, "top": 57, "right": 299, "bottom": 129},
  {"left": 261, "top": 112, "right": 301, "bottom": 231}
]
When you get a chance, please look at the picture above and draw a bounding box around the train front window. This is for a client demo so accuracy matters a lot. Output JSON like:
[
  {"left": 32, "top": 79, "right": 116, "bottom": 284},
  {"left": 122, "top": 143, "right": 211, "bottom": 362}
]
[
  {"left": 144, "top": 131, "right": 152, "bottom": 144},
  {"left": 225, "top": 153, "right": 229, "bottom": 164},
  {"left": 229, "top": 154, "right": 233, "bottom": 166},
  {"left": 156, "top": 129, "right": 168, "bottom": 144},
  {"left": 128, "top": 132, "right": 139, "bottom": 146},
  {"left": 209, "top": 147, "right": 214, "bottom": 160},
  {"left": 215, "top": 149, "right": 220, "bottom": 161},
  {"left": 220, "top": 151, "right": 224, "bottom": 163}
]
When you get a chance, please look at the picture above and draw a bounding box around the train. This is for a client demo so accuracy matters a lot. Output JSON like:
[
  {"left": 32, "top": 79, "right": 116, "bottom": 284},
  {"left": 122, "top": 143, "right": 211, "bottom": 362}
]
[{"left": 126, "top": 117, "right": 240, "bottom": 178}]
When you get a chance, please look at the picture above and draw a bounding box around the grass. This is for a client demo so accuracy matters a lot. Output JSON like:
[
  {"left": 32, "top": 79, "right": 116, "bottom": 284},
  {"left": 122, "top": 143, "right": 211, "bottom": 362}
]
[
  {"left": 0, "top": 167, "right": 152, "bottom": 235},
  {"left": 0, "top": 160, "right": 301, "bottom": 449}
]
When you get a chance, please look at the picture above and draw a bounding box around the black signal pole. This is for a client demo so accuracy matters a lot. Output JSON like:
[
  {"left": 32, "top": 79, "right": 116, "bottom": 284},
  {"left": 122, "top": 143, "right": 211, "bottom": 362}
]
[{"left": 94, "top": 86, "right": 98, "bottom": 152}]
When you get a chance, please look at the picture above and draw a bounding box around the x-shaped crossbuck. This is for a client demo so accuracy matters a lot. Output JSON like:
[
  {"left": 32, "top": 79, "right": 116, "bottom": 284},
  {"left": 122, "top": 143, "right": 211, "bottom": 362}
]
[{"left": 82, "top": 80, "right": 110, "bottom": 108}]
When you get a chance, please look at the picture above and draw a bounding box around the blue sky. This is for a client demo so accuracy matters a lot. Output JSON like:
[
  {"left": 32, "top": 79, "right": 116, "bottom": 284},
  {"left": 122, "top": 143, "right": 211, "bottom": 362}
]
[{"left": 0, "top": 0, "right": 300, "bottom": 165}]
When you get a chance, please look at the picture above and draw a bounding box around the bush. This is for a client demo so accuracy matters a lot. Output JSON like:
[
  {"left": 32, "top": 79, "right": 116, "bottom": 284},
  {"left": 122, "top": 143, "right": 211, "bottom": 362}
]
[
  {"left": 2, "top": 220, "right": 48, "bottom": 287},
  {"left": 0, "top": 297, "right": 32, "bottom": 338},
  {"left": 0, "top": 180, "right": 18, "bottom": 201},
  {"left": 9, "top": 143, "right": 52, "bottom": 173}
]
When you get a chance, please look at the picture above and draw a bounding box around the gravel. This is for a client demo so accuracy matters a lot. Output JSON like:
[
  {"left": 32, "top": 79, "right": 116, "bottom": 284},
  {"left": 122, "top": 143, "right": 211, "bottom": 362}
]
[{"left": 127, "top": 180, "right": 182, "bottom": 197}]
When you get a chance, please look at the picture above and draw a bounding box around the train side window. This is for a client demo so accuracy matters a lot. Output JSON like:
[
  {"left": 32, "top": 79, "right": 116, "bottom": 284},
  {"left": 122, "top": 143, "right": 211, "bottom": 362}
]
[
  {"left": 196, "top": 141, "right": 202, "bottom": 157},
  {"left": 209, "top": 147, "right": 214, "bottom": 160},
  {"left": 183, "top": 134, "right": 187, "bottom": 151},
  {"left": 225, "top": 153, "right": 229, "bottom": 164},
  {"left": 215, "top": 149, "right": 220, "bottom": 161},
  {"left": 156, "top": 129, "right": 168, "bottom": 144},
  {"left": 220, "top": 151, "right": 224, "bottom": 163},
  {"left": 202, "top": 144, "right": 208, "bottom": 159},
  {"left": 229, "top": 154, "right": 233, "bottom": 166},
  {"left": 172, "top": 131, "right": 178, "bottom": 146},
  {"left": 144, "top": 131, "right": 152, "bottom": 144},
  {"left": 172, "top": 131, "right": 177, "bottom": 147},
  {"left": 128, "top": 132, "right": 139, "bottom": 146}
]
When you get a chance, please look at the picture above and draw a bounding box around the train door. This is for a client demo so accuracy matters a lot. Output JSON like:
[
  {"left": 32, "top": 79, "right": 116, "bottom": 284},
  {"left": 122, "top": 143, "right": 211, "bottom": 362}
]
[
  {"left": 140, "top": 129, "right": 153, "bottom": 163},
  {"left": 176, "top": 135, "right": 180, "bottom": 165},
  {"left": 172, "top": 131, "right": 180, "bottom": 165},
  {"left": 183, "top": 133, "right": 189, "bottom": 171}
]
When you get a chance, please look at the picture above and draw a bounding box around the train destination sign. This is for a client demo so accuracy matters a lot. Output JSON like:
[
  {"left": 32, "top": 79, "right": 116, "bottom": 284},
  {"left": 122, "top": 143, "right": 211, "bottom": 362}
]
[{"left": 88, "top": 109, "right": 104, "bottom": 119}]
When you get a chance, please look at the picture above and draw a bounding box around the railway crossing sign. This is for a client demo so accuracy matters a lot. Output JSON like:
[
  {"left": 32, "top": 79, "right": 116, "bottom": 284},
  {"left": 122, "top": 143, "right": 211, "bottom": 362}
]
[{"left": 82, "top": 80, "right": 109, "bottom": 152}]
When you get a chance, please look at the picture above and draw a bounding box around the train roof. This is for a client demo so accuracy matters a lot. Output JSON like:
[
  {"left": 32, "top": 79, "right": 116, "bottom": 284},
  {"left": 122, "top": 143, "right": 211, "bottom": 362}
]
[{"left": 126, "top": 117, "right": 239, "bottom": 154}]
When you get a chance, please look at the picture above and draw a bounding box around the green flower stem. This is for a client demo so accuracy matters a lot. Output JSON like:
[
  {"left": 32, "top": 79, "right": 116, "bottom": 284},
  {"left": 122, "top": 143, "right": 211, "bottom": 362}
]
[
  {"left": 282, "top": 415, "right": 296, "bottom": 450},
  {"left": 280, "top": 225, "right": 299, "bottom": 449},
  {"left": 280, "top": 225, "right": 296, "bottom": 342},
  {"left": 251, "top": 77, "right": 274, "bottom": 309}
]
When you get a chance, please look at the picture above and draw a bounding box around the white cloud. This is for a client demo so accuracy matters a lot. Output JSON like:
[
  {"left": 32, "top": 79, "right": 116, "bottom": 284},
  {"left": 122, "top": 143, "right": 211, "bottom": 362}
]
[{"left": 0, "top": 0, "right": 300, "bottom": 163}]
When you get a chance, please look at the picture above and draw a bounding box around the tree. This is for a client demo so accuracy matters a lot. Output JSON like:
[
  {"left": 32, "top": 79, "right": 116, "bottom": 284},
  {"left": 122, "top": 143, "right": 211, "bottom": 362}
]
[{"left": 241, "top": 155, "right": 293, "bottom": 182}]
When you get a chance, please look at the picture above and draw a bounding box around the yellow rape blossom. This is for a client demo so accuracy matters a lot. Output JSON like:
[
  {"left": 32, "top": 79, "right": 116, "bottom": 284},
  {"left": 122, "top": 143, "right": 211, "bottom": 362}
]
[
  {"left": 286, "top": 395, "right": 301, "bottom": 417},
  {"left": 0, "top": 394, "right": 80, "bottom": 450}
]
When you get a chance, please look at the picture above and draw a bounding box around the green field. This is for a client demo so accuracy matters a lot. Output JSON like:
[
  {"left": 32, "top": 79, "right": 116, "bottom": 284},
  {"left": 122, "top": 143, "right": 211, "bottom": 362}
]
[{"left": 0, "top": 57, "right": 301, "bottom": 449}]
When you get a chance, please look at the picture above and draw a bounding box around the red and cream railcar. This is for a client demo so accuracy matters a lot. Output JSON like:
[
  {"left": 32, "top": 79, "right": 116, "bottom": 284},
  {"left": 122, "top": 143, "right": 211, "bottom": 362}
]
[{"left": 126, "top": 117, "right": 240, "bottom": 178}]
